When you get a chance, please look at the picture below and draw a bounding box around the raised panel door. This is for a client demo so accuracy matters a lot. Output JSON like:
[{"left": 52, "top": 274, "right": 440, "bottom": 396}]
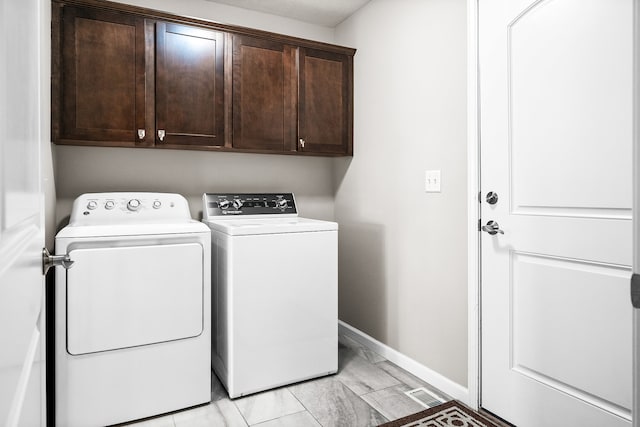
[
  {"left": 480, "top": 0, "right": 633, "bottom": 425},
  {"left": 57, "top": 6, "right": 147, "bottom": 146},
  {"left": 232, "top": 35, "right": 296, "bottom": 152},
  {"left": 155, "top": 22, "right": 224, "bottom": 147},
  {"left": 298, "top": 48, "right": 352, "bottom": 155}
]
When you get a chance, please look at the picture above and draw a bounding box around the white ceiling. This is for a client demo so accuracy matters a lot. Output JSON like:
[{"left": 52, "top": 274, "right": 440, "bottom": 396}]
[{"left": 204, "top": 0, "right": 371, "bottom": 27}]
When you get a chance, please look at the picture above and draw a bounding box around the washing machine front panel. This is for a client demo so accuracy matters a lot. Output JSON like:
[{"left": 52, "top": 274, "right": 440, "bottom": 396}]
[
  {"left": 66, "top": 242, "right": 203, "bottom": 355},
  {"left": 228, "top": 230, "right": 338, "bottom": 396}
]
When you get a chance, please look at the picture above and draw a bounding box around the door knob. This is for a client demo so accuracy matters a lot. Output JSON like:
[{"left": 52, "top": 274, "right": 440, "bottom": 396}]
[
  {"left": 42, "top": 248, "right": 75, "bottom": 275},
  {"left": 481, "top": 220, "right": 504, "bottom": 235}
]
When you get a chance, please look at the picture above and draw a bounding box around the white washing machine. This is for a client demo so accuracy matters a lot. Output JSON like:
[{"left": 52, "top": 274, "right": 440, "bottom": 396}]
[
  {"left": 202, "top": 193, "right": 338, "bottom": 398},
  {"left": 54, "top": 192, "right": 211, "bottom": 427}
]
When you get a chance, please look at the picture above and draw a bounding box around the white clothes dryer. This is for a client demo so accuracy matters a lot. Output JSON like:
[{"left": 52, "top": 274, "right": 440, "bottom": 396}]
[
  {"left": 202, "top": 193, "right": 338, "bottom": 398},
  {"left": 54, "top": 193, "right": 211, "bottom": 427}
]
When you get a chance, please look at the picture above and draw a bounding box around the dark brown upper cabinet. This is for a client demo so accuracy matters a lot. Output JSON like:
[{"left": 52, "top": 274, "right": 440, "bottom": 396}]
[
  {"left": 298, "top": 48, "right": 353, "bottom": 156},
  {"left": 232, "top": 35, "right": 297, "bottom": 152},
  {"left": 155, "top": 23, "right": 224, "bottom": 148},
  {"left": 52, "top": 0, "right": 354, "bottom": 156},
  {"left": 231, "top": 37, "right": 354, "bottom": 156},
  {"left": 54, "top": 6, "right": 146, "bottom": 146}
]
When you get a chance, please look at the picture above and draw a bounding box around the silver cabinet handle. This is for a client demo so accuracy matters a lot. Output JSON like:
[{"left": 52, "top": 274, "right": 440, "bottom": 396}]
[
  {"left": 42, "top": 248, "right": 75, "bottom": 275},
  {"left": 299, "top": 138, "right": 305, "bottom": 148},
  {"left": 481, "top": 220, "right": 504, "bottom": 235},
  {"left": 137, "top": 129, "right": 146, "bottom": 140},
  {"left": 158, "top": 129, "right": 166, "bottom": 142}
]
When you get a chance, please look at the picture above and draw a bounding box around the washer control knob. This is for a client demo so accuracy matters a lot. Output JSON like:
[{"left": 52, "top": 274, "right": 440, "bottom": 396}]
[
  {"left": 152, "top": 200, "right": 162, "bottom": 209},
  {"left": 233, "top": 199, "right": 243, "bottom": 209},
  {"left": 104, "top": 200, "right": 115, "bottom": 210},
  {"left": 276, "top": 199, "right": 288, "bottom": 209},
  {"left": 87, "top": 200, "right": 98, "bottom": 210},
  {"left": 219, "top": 200, "right": 230, "bottom": 209},
  {"left": 127, "top": 199, "right": 141, "bottom": 211}
]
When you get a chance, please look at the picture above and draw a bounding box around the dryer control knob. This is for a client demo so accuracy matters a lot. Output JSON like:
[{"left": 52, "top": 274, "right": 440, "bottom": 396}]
[
  {"left": 219, "top": 200, "right": 230, "bottom": 209},
  {"left": 127, "top": 199, "right": 141, "bottom": 211},
  {"left": 87, "top": 200, "right": 98, "bottom": 210},
  {"left": 104, "top": 200, "right": 115, "bottom": 210},
  {"left": 276, "top": 199, "right": 288, "bottom": 209},
  {"left": 233, "top": 199, "right": 243, "bottom": 209},
  {"left": 152, "top": 200, "right": 162, "bottom": 209}
]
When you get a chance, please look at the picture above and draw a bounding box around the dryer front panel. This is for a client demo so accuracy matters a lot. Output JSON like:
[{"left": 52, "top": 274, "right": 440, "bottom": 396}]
[{"left": 66, "top": 242, "right": 203, "bottom": 355}]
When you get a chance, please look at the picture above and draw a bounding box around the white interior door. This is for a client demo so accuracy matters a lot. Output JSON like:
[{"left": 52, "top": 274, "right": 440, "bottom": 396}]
[
  {"left": 480, "top": 1, "right": 634, "bottom": 426},
  {"left": 0, "top": 0, "right": 46, "bottom": 426}
]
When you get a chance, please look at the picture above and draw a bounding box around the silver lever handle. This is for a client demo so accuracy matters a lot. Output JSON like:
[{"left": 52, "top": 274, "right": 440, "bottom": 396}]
[
  {"left": 42, "top": 248, "right": 75, "bottom": 275},
  {"left": 481, "top": 220, "right": 504, "bottom": 235}
]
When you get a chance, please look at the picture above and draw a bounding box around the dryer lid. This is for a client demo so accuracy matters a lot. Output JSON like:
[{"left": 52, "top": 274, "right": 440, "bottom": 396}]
[{"left": 66, "top": 242, "right": 204, "bottom": 355}]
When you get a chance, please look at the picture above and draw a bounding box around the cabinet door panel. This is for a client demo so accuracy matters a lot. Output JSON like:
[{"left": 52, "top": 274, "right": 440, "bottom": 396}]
[
  {"left": 60, "top": 7, "right": 146, "bottom": 145},
  {"left": 299, "top": 48, "right": 352, "bottom": 155},
  {"left": 156, "top": 23, "right": 224, "bottom": 147},
  {"left": 232, "top": 35, "right": 296, "bottom": 152}
]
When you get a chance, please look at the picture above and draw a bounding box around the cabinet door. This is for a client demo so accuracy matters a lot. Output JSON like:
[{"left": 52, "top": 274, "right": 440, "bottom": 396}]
[
  {"left": 57, "top": 6, "right": 147, "bottom": 146},
  {"left": 298, "top": 48, "right": 353, "bottom": 155},
  {"left": 155, "top": 23, "right": 224, "bottom": 147},
  {"left": 232, "top": 35, "right": 297, "bottom": 152}
]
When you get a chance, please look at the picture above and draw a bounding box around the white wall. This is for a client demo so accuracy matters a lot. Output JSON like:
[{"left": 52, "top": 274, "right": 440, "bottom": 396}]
[
  {"left": 334, "top": 0, "right": 468, "bottom": 386},
  {"left": 53, "top": 0, "right": 338, "bottom": 229}
]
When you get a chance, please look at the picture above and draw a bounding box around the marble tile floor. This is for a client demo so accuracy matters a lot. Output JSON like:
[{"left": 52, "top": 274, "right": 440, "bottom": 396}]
[{"left": 126, "top": 334, "right": 451, "bottom": 427}]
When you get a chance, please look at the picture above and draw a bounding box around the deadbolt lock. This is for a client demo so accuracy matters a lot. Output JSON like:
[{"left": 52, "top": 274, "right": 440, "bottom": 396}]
[{"left": 486, "top": 192, "right": 498, "bottom": 205}]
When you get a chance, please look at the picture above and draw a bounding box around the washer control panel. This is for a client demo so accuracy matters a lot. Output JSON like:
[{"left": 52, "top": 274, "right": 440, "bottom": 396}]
[
  {"left": 203, "top": 193, "right": 297, "bottom": 218},
  {"left": 69, "top": 192, "right": 192, "bottom": 225}
]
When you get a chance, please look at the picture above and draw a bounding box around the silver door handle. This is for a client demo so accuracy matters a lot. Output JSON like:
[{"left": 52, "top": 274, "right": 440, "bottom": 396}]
[
  {"left": 158, "top": 129, "right": 166, "bottom": 142},
  {"left": 42, "top": 248, "right": 75, "bottom": 275},
  {"left": 481, "top": 220, "right": 504, "bottom": 235}
]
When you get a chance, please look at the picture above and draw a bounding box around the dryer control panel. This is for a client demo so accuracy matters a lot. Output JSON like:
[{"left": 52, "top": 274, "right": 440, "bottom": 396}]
[
  {"left": 69, "top": 192, "right": 192, "bottom": 225},
  {"left": 203, "top": 193, "right": 297, "bottom": 218}
]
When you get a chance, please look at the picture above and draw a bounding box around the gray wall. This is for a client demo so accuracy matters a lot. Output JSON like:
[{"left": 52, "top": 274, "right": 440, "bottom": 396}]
[
  {"left": 55, "top": 146, "right": 335, "bottom": 226},
  {"left": 333, "top": 0, "right": 469, "bottom": 386},
  {"left": 53, "top": 0, "right": 338, "bottom": 229}
]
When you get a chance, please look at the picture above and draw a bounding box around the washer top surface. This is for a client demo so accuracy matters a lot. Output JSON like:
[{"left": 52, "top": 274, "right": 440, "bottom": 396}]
[
  {"left": 57, "top": 192, "right": 208, "bottom": 238},
  {"left": 204, "top": 216, "right": 337, "bottom": 236},
  {"left": 202, "top": 193, "right": 337, "bottom": 236}
]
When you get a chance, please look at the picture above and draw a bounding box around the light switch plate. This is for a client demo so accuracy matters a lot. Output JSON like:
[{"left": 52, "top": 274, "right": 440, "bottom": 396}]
[{"left": 425, "top": 170, "right": 441, "bottom": 192}]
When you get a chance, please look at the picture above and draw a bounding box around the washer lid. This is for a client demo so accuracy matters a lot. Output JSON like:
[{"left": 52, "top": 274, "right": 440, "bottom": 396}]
[{"left": 203, "top": 217, "right": 338, "bottom": 236}]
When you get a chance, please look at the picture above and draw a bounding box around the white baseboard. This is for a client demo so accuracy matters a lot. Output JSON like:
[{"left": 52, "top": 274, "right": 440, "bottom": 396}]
[{"left": 338, "top": 320, "right": 470, "bottom": 405}]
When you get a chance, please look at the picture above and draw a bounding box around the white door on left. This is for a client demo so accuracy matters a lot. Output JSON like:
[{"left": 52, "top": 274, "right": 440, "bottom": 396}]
[{"left": 0, "top": 0, "right": 46, "bottom": 426}]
